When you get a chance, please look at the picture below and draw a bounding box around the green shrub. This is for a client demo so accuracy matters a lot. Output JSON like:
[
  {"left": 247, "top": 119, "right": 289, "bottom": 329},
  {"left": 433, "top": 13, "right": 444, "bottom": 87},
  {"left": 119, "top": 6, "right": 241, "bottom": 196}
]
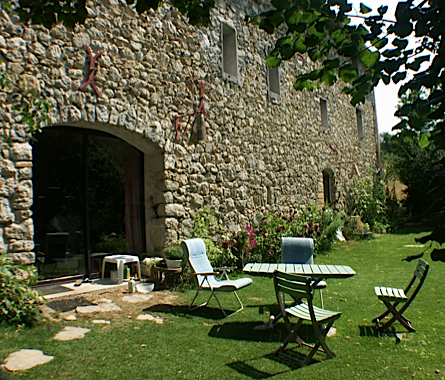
[
  {"left": 221, "top": 204, "right": 344, "bottom": 267},
  {"left": 0, "top": 256, "right": 41, "bottom": 326}
]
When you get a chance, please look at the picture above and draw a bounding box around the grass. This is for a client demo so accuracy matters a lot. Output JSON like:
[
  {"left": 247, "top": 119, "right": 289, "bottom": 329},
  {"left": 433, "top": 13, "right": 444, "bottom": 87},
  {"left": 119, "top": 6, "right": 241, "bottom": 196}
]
[{"left": 1, "top": 230, "right": 445, "bottom": 379}]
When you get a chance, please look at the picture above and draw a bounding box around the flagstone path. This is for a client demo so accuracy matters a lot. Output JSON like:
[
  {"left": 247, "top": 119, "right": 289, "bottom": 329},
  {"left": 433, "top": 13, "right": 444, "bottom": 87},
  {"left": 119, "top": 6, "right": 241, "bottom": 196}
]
[{"left": 2, "top": 287, "right": 175, "bottom": 372}]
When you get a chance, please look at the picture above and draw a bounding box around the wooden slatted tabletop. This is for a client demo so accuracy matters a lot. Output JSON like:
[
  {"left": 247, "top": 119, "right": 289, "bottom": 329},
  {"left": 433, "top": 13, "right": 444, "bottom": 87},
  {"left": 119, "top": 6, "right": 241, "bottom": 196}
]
[{"left": 243, "top": 263, "right": 355, "bottom": 279}]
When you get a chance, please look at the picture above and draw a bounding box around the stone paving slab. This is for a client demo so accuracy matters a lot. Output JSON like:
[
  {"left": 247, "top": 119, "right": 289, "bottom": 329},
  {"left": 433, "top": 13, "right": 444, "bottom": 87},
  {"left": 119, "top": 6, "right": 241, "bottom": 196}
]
[
  {"left": 3, "top": 349, "right": 54, "bottom": 371},
  {"left": 92, "top": 319, "right": 111, "bottom": 325},
  {"left": 76, "top": 303, "right": 122, "bottom": 315},
  {"left": 53, "top": 326, "right": 91, "bottom": 341},
  {"left": 121, "top": 294, "right": 153, "bottom": 303},
  {"left": 136, "top": 314, "right": 164, "bottom": 324}
]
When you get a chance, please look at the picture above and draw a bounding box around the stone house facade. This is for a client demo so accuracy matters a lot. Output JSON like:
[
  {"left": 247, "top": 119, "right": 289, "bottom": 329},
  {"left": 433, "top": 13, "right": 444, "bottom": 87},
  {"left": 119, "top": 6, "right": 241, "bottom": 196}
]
[{"left": 0, "top": 0, "right": 380, "bottom": 276}]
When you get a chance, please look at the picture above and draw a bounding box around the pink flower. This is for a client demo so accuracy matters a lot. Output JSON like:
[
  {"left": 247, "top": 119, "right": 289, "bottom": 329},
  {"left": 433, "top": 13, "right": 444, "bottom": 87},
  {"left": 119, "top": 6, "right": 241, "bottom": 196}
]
[
  {"left": 317, "top": 231, "right": 322, "bottom": 236},
  {"left": 270, "top": 252, "right": 274, "bottom": 257},
  {"left": 222, "top": 241, "right": 229, "bottom": 249},
  {"left": 250, "top": 240, "right": 257, "bottom": 247},
  {"left": 309, "top": 222, "right": 313, "bottom": 227},
  {"left": 308, "top": 228, "right": 314, "bottom": 235},
  {"left": 308, "top": 206, "right": 312, "bottom": 211},
  {"left": 314, "top": 224, "right": 319, "bottom": 230}
]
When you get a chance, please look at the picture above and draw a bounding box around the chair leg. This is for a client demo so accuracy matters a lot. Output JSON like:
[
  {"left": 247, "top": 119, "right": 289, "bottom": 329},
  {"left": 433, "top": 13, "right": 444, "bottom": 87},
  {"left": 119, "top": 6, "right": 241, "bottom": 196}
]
[
  {"left": 320, "top": 289, "right": 324, "bottom": 309},
  {"left": 375, "top": 301, "right": 415, "bottom": 332},
  {"left": 189, "top": 287, "right": 214, "bottom": 311}
]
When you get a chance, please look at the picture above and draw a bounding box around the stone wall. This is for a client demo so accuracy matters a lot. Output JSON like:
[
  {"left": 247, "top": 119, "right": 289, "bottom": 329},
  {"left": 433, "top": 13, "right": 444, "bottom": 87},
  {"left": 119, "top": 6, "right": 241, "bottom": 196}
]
[{"left": 0, "top": 0, "right": 379, "bottom": 262}]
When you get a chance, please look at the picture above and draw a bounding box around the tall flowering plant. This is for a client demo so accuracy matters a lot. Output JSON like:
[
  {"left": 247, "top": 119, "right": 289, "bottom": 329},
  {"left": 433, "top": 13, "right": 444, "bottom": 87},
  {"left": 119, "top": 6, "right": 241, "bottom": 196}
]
[{"left": 221, "top": 204, "right": 344, "bottom": 267}]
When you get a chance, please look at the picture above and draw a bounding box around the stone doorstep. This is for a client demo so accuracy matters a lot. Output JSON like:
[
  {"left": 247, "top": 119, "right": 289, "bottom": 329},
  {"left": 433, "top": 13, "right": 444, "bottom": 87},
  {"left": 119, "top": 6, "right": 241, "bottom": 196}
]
[{"left": 39, "top": 279, "right": 129, "bottom": 301}]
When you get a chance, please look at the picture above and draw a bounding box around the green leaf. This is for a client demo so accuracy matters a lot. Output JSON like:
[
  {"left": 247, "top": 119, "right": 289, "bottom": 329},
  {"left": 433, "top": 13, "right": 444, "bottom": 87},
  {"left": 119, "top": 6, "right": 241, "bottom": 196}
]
[
  {"left": 392, "top": 71, "right": 406, "bottom": 84},
  {"left": 266, "top": 55, "right": 282, "bottom": 68},
  {"left": 308, "top": 48, "right": 321, "bottom": 62},
  {"left": 388, "top": 19, "right": 413, "bottom": 38},
  {"left": 377, "top": 5, "right": 388, "bottom": 15},
  {"left": 320, "top": 69, "right": 336, "bottom": 86},
  {"left": 418, "top": 133, "right": 430, "bottom": 148},
  {"left": 359, "top": 3, "right": 372, "bottom": 14},
  {"left": 392, "top": 38, "right": 408, "bottom": 49},
  {"left": 330, "top": 28, "right": 347, "bottom": 44},
  {"left": 301, "top": 10, "right": 320, "bottom": 24},
  {"left": 323, "top": 58, "right": 340, "bottom": 69},
  {"left": 271, "top": 0, "right": 291, "bottom": 11},
  {"left": 359, "top": 49, "right": 380, "bottom": 68},
  {"left": 284, "top": 6, "right": 303, "bottom": 25},
  {"left": 280, "top": 45, "right": 295, "bottom": 60},
  {"left": 339, "top": 65, "right": 358, "bottom": 83},
  {"left": 406, "top": 55, "right": 430, "bottom": 71},
  {"left": 276, "top": 36, "right": 293, "bottom": 47},
  {"left": 382, "top": 48, "right": 402, "bottom": 58},
  {"left": 373, "top": 37, "right": 388, "bottom": 50},
  {"left": 293, "top": 35, "right": 307, "bottom": 53},
  {"left": 268, "top": 10, "right": 285, "bottom": 27}
]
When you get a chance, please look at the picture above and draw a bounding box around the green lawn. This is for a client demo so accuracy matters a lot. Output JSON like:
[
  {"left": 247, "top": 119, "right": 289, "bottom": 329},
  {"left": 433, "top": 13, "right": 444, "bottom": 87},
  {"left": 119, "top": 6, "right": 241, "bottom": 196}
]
[{"left": 1, "top": 231, "right": 445, "bottom": 379}]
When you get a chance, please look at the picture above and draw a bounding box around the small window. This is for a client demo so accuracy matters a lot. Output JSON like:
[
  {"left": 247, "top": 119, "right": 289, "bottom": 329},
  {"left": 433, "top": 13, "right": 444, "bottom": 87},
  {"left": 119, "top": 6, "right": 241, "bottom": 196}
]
[
  {"left": 320, "top": 99, "right": 328, "bottom": 129},
  {"left": 268, "top": 67, "right": 280, "bottom": 99},
  {"left": 356, "top": 108, "right": 363, "bottom": 140},
  {"left": 323, "top": 169, "right": 335, "bottom": 205},
  {"left": 221, "top": 23, "right": 238, "bottom": 79}
]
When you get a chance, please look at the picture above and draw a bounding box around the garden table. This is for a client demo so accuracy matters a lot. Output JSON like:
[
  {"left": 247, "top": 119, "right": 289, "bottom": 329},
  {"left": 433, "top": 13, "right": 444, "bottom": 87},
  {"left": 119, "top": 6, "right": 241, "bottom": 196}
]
[
  {"left": 243, "top": 263, "right": 356, "bottom": 329},
  {"left": 243, "top": 263, "right": 355, "bottom": 282}
]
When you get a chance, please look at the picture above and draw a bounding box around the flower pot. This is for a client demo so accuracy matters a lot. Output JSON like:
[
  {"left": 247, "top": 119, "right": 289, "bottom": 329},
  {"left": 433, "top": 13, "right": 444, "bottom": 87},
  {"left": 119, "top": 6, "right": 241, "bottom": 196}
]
[{"left": 165, "top": 259, "right": 182, "bottom": 269}]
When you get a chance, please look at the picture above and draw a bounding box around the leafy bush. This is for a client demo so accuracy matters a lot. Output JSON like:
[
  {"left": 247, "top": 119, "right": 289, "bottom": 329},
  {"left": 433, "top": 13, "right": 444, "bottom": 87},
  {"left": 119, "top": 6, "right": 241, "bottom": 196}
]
[
  {"left": 346, "top": 173, "right": 402, "bottom": 234},
  {"left": 221, "top": 204, "right": 344, "bottom": 267},
  {"left": 0, "top": 256, "right": 41, "bottom": 326},
  {"left": 203, "top": 238, "right": 237, "bottom": 268}
]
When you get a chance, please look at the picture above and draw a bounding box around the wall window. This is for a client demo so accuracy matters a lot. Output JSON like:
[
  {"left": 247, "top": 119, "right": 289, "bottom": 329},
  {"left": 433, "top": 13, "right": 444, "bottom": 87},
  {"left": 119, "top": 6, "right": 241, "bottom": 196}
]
[
  {"left": 356, "top": 108, "right": 364, "bottom": 140},
  {"left": 221, "top": 23, "right": 238, "bottom": 79},
  {"left": 320, "top": 98, "right": 328, "bottom": 129},
  {"left": 323, "top": 169, "right": 335, "bottom": 205},
  {"left": 268, "top": 67, "right": 280, "bottom": 99}
]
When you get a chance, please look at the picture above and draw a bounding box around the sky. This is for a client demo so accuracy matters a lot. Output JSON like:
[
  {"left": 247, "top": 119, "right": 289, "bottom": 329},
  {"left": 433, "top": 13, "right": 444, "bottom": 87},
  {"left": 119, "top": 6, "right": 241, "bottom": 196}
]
[{"left": 348, "top": 0, "right": 414, "bottom": 135}]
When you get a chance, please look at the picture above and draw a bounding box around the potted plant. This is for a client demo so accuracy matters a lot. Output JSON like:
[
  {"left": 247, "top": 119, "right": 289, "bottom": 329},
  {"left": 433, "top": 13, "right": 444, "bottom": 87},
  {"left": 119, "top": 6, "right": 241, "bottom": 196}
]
[{"left": 163, "top": 244, "right": 183, "bottom": 269}]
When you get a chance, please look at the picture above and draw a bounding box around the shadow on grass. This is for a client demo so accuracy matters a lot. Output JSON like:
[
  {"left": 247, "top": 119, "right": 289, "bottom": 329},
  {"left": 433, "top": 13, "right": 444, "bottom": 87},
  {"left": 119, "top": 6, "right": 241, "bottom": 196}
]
[
  {"left": 359, "top": 324, "right": 408, "bottom": 343},
  {"left": 226, "top": 351, "right": 324, "bottom": 379},
  {"left": 143, "top": 302, "right": 280, "bottom": 321},
  {"left": 143, "top": 303, "right": 233, "bottom": 320},
  {"left": 209, "top": 321, "right": 323, "bottom": 345}
]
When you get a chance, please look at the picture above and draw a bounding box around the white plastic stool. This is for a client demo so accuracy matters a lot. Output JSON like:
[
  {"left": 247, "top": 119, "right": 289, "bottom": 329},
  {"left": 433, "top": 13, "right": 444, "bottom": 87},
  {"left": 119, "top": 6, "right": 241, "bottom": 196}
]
[{"left": 101, "top": 255, "right": 141, "bottom": 284}]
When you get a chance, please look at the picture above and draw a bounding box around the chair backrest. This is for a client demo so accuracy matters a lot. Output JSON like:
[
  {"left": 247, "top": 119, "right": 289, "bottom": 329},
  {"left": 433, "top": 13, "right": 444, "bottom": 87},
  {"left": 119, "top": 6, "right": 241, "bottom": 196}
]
[
  {"left": 407, "top": 258, "right": 429, "bottom": 296},
  {"left": 281, "top": 237, "right": 314, "bottom": 264},
  {"left": 273, "top": 270, "right": 313, "bottom": 304},
  {"left": 181, "top": 238, "right": 214, "bottom": 276}
]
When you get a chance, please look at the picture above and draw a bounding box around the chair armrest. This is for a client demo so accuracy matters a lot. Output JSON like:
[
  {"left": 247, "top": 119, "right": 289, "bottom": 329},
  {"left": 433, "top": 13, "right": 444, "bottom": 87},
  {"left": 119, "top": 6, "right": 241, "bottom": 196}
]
[
  {"left": 214, "top": 266, "right": 237, "bottom": 271},
  {"left": 193, "top": 272, "right": 219, "bottom": 276}
]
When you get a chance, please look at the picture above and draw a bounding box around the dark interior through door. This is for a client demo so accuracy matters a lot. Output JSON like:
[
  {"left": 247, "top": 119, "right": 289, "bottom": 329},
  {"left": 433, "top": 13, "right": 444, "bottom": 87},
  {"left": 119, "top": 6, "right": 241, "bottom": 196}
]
[{"left": 32, "top": 127, "right": 144, "bottom": 281}]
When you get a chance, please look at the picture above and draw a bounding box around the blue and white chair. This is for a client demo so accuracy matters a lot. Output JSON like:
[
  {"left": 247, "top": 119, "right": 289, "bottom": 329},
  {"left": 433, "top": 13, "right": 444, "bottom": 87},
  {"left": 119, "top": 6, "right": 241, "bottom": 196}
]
[
  {"left": 181, "top": 238, "right": 252, "bottom": 317},
  {"left": 281, "top": 237, "right": 326, "bottom": 307}
]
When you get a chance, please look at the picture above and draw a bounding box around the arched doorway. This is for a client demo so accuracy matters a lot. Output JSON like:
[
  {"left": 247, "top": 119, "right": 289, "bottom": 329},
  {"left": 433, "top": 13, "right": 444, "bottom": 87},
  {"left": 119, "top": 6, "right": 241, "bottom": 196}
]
[{"left": 32, "top": 126, "right": 145, "bottom": 280}]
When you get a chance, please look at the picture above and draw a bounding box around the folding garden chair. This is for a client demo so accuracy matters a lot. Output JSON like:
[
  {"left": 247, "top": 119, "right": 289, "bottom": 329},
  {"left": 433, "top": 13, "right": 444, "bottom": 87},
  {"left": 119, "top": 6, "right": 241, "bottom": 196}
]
[
  {"left": 281, "top": 237, "right": 326, "bottom": 307},
  {"left": 372, "top": 259, "right": 429, "bottom": 332},
  {"left": 181, "top": 238, "right": 252, "bottom": 317},
  {"left": 273, "top": 270, "right": 342, "bottom": 367}
]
